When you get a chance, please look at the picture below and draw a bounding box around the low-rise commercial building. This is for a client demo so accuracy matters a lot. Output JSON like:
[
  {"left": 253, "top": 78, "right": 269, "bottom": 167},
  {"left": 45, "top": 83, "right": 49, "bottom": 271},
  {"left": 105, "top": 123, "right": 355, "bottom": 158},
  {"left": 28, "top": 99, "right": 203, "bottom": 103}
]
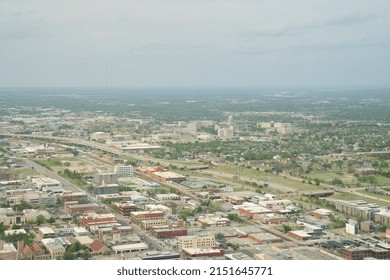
[
  {"left": 151, "top": 225, "right": 188, "bottom": 239},
  {"left": 41, "top": 239, "right": 66, "bottom": 260},
  {"left": 144, "top": 204, "right": 172, "bottom": 215},
  {"left": 92, "top": 224, "right": 133, "bottom": 240},
  {"left": 38, "top": 227, "right": 56, "bottom": 239},
  {"left": 258, "top": 199, "right": 292, "bottom": 210},
  {"left": 181, "top": 248, "right": 224, "bottom": 260},
  {"left": 151, "top": 171, "right": 187, "bottom": 183},
  {"left": 141, "top": 219, "right": 168, "bottom": 230},
  {"left": 339, "top": 246, "right": 390, "bottom": 260},
  {"left": 59, "top": 192, "right": 89, "bottom": 205},
  {"left": 112, "top": 243, "right": 149, "bottom": 254},
  {"left": 65, "top": 202, "right": 99, "bottom": 216},
  {"left": 4, "top": 228, "right": 27, "bottom": 236},
  {"left": 138, "top": 251, "right": 180, "bottom": 260},
  {"left": 287, "top": 230, "right": 312, "bottom": 241},
  {"left": 0, "top": 241, "right": 18, "bottom": 260},
  {"left": 253, "top": 213, "right": 288, "bottom": 224},
  {"left": 178, "top": 235, "right": 216, "bottom": 251},
  {"left": 155, "top": 193, "right": 181, "bottom": 201},
  {"left": 130, "top": 211, "right": 165, "bottom": 224},
  {"left": 198, "top": 214, "right": 230, "bottom": 227},
  {"left": 248, "top": 232, "right": 283, "bottom": 244},
  {"left": 114, "top": 202, "right": 137, "bottom": 216},
  {"left": 239, "top": 206, "right": 273, "bottom": 217},
  {"left": 310, "top": 208, "right": 334, "bottom": 219},
  {"left": 32, "top": 177, "right": 61, "bottom": 190},
  {"left": 79, "top": 212, "right": 117, "bottom": 229},
  {"left": 227, "top": 195, "right": 245, "bottom": 205}
]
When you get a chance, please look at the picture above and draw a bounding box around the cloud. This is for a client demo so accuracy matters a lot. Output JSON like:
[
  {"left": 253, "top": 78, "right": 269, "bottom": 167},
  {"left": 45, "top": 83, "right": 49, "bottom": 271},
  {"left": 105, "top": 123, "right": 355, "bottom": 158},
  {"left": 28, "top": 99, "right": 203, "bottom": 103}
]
[
  {"left": 241, "top": 13, "right": 379, "bottom": 39},
  {"left": 0, "top": 7, "right": 54, "bottom": 40},
  {"left": 322, "top": 14, "right": 377, "bottom": 27}
]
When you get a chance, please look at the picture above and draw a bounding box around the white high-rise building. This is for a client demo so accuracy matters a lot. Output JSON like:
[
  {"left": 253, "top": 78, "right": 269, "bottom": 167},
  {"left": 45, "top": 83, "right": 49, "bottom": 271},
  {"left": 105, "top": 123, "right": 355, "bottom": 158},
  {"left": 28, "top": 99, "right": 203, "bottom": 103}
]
[
  {"left": 227, "top": 115, "right": 234, "bottom": 126},
  {"left": 346, "top": 219, "right": 358, "bottom": 235},
  {"left": 114, "top": 164, "right": 134, "bottom": 177},
  {"left": 218, "top": 127, "right": 234, "bottom": 139}
]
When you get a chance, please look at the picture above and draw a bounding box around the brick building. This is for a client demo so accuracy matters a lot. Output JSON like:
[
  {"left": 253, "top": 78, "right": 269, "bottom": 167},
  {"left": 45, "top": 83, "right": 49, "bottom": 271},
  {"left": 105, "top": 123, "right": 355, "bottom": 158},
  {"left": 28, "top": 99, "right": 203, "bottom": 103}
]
[
  {"left": 253, "top": 213, "right": 288, "bottom": 224},
  {"left": 65, "top": 202, "right": 99, "bottom": 216},
  {"left": 59, "top": 192, "right": 89, "bottom": 205},
  {"left": 151, "top": 225, "right": 188, "bottom": 239},
  {"left": 114, "top": 202, "right": 137, "bottom": 216},
  {"left": 79, "top": 212, "right": 117, "bottom": 229},
  {"left": 130, "top": 211, "right": 165, "bottom": 223},
  {"left": 239, "top": 206, "right": 273, "bottom": 217},
  {"left": 287, "top": 230, "right": 312, "bottom": 241},
  {"left": 339, "top": 247, "right": 390, "bottom": 260},
  {"left": 227, "top": 195, "right": 245, "bottom": 205},
  {"left": 38, "top": 227, "right": 56, "bottom": 239},
  {"left": 20, "top": 243, "right": 50, "bottom": 260}
]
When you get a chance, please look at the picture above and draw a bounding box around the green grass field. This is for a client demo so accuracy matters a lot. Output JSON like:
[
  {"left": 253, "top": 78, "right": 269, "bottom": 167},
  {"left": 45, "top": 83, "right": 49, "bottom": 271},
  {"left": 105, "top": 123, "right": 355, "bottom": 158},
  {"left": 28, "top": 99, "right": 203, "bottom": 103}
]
[
  {"left": 268, "top": 176, "right": 324, "bottom": 191},
  {"left": 331, "top": 192, "right": 390, "bottom": 206},
  {"left": 10, "top": 167, "right": 38, "bottom": 177},
  {"left": 213, "top": 164, "right": 269, "bottom": 179},
  {"left": 357, "top": 190, "right": 390, "bottom": 202}
]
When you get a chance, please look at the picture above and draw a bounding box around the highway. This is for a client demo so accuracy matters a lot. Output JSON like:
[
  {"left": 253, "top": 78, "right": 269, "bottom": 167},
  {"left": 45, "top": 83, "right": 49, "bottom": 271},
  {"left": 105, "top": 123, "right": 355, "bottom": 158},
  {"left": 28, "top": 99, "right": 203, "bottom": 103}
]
[{"left": 0, "top": 133, "right": 124, "bottom": 156}]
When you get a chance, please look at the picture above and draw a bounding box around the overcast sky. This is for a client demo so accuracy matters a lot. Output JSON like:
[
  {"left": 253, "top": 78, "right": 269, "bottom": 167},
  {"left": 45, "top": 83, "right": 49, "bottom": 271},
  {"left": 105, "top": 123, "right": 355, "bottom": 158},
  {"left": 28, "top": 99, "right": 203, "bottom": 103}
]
[{"left": 1, "top": 0, "right": 389, "bottom": 88}]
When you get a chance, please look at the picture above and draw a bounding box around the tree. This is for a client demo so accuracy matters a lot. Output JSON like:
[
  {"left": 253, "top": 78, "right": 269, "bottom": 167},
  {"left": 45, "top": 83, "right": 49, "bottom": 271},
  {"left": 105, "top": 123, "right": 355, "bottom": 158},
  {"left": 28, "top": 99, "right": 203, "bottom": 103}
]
[
  {"left": 15, "top": 200, "right": 31, "bottom": 211},
  {"left": 81, "top": 251, "right": 92, "bottom": 260},
  {"left": 12, "top": 224, "right": 22, "bottom": 230},
  {"left": 215, "top": 233, "right": 224, "bottom": 240},
  {"left": 336, "top": 160, "right": 344, "bottom": 174},
  {"left": 36, "top": 215, "right": 46, "bottom": 226},
  {"left": 0, "top": 222, "right": 6, "bottom": 236},
  {"left": 282, "top": 224, "right": 292, "bottom": 233},
  {"left": 178, "top": 209, "right": 193, "bottom": 220},
  {"left": 230, "top": 243, "right": 240, "bottom": 251},
  {"left": 208, "top": 202, "right": 221, "bottom": 213},
  {"left": 47, "top": 217, "right": 56, "bottom": 224},
  {"left": 227, "top": 213, "right": 243, "bottom": 223},
  {"left": 72, "top": 241, "right": 82, "bottom": 252},
  {"left": 63, "top": 251, "right": 75, "bottom": 260}
]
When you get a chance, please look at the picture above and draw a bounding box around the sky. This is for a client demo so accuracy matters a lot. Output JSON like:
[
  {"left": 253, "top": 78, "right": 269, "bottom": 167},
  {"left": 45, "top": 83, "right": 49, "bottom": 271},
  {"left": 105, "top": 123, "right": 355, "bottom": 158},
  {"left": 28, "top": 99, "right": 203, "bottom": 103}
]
[{"left": 0, "top": 0, "right": 390, "bottom": 88}]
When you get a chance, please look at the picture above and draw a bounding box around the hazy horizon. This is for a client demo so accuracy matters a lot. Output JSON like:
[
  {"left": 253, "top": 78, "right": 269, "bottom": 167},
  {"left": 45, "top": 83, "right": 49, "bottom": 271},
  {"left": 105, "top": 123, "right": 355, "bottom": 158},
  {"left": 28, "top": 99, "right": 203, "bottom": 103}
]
[{"left": 1, "top": 0, "right": 390, "bottom": 88}]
